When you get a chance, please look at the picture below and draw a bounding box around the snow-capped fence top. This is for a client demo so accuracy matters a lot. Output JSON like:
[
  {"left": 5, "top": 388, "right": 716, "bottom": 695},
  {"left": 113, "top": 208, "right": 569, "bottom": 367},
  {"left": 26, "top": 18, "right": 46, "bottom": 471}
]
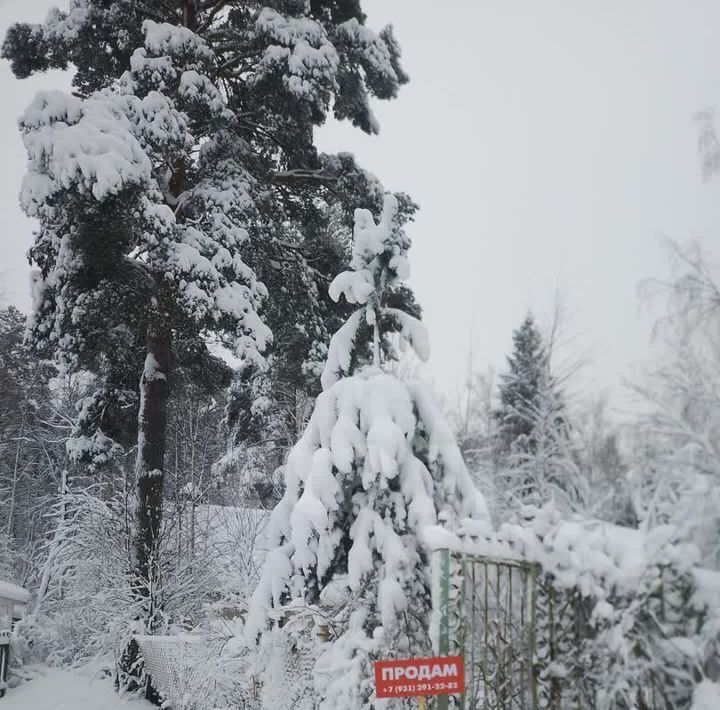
[{"left": 423, "top": 506, "right": 699, "bottom": 600}]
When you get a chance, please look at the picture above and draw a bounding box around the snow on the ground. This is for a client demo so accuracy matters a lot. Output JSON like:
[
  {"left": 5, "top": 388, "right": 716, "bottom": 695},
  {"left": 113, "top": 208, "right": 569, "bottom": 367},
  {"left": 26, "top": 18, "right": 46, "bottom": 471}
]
[
  {"left": 2, "top": 667, "right": 153, "bottom": 710},
  {"left": 692, "top": 680, "right": 720, "bottom": 710}
]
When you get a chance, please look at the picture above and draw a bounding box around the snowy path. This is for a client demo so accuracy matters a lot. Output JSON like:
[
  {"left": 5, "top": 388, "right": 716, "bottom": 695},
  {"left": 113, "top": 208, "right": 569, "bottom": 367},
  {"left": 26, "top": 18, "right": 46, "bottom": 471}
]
[{"left": 2, "top": 668, "right": 153, "bottom": 710}]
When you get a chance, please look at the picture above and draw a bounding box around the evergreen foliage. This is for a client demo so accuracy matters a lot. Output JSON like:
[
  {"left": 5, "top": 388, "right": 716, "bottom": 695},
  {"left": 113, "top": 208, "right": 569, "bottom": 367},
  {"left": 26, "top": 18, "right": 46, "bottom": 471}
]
[
  {"left": 496, "top": 313, "right": 547, "bottom": 454},
  {"left": 223, "top": 156, "right": 420, "bottom": 507},
  {"left": 246, "top": 196, "right": 487, "bottom": 709},
  {"left": 2, "top": 0, "right": 413, "bottom": 646},
  {"left": 493, "top": 313, "right": 580, "bottom": 509}
]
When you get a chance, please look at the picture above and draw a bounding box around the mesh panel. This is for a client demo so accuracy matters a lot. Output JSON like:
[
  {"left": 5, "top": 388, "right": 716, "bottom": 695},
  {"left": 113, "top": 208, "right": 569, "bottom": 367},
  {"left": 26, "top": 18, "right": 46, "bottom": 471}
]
[{"left": 136, "top": 635, "right": 216, "bottom": 710}]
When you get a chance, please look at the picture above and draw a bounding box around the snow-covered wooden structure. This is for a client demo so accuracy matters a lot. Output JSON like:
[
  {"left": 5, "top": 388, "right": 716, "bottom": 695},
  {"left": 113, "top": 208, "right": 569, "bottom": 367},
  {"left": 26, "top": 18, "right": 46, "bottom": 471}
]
[
  {"left": 0, "top": 580, "right": 29, "bottom": 698},
  {"left": 0, "top": 580, "right": 28, "bottom": 629}
]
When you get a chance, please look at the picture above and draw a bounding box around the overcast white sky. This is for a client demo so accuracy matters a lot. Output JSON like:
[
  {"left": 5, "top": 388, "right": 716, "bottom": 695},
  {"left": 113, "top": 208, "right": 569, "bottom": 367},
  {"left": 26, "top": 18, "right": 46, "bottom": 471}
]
[{"left": 2, "top": 0, "right": 720, "bottom": 412}]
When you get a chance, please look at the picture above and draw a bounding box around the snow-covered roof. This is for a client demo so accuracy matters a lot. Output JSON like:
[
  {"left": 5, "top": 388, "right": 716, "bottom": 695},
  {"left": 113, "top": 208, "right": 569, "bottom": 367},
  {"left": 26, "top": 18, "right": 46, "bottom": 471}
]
[{"left": 0, "top": 579, "right": 30, "bottom": 603}]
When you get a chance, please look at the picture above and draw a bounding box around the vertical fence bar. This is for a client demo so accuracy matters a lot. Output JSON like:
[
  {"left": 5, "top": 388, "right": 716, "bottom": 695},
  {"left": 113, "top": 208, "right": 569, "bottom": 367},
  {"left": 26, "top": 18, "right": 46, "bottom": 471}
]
[
  {"left": 520, "top": 566, "right": 527, "bottom": 710},
  {"left": 471, "top": 560, "right": 478, "bottom": 708},
  {"left": 496, "top": 562, "right": 502, "bottom": 707},
  {"left": 438, "top": 548, "right": 451, "bottom": 710},
  {"left": 0, "top": 630, "right": 10, "bottom": 699},
  {"left": 483, "top": 561, "right": 489, "bottom": 710},
  {"left": 459, "top": 554, "right": 467, "bottom": 710},
  {"left": 530, "top": 566, "right": 538, "bottom": 710},
  {"left": 507, "top": 566, "right": 513, "bottom": 708}
]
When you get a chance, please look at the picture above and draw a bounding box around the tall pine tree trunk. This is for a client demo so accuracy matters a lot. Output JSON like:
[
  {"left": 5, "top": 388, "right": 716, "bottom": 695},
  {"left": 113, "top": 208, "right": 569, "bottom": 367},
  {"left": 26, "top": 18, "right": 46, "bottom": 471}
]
[
  {"left": 121, "top": 328, "right": 170, "bottom": 700},
  {"left": 182, "top": 0, "right": 197, "bottom": 30},
  {"left": 123, "top": 5, "right": 191, "bottom": 697},
  {"left": 134, "top": 0, "right": 192, "bottom": 599},
  {"left": 134, "top": 327, "right": 170, "bottom": 610}
]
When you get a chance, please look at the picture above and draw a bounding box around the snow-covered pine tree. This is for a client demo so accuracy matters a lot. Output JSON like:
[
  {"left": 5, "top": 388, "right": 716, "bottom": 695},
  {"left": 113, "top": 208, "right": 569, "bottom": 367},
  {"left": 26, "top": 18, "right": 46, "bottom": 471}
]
[
  {"left": 496, "top": 313, "right": 547, "bottom": 454},
  {"left": 2, "top": 0, "right": 411, "bottom": 639},
  {"left": 246, "top": 195, "right": 489, "bottom": 709},
  {"left": 223, "top": 155, "right": 421, "bottom": 508},
  {"left": 495, "top": 313, "right": 582, "bottom": 510}
]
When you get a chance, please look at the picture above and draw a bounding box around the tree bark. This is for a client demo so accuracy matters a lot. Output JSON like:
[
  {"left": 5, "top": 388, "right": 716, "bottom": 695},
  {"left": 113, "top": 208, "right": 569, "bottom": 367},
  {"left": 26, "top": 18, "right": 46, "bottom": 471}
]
[
  {"left": 134, "top": 328, "right": 170, "bottom": 608},
  {"left": 183, "top": 0, "right": 198, "bottom": 32},
  {"left": 120, "top": 329, "right": 170, "bottom": 699}
]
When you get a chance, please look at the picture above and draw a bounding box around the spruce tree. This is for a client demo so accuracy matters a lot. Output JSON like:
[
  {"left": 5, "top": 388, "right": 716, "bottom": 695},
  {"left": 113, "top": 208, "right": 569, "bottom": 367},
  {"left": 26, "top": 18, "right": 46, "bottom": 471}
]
[
  {"left": 496, "top": 313, "right": 578, "bottom": 508},
  {"left": 496, "top": 313, "right": 546, "bottom": 454},
  {"left": 2, "top": 0, "right": 410, "bottom": 646},
  {"left": 246, "top": 195, "right": 488, "bottom": 709}
]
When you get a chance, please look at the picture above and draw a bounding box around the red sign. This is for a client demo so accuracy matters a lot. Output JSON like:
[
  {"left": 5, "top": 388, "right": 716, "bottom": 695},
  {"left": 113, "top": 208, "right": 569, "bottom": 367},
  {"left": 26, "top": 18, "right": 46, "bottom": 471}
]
[{"left": 374, "top": 655, "right": 464, "bottom": 699}]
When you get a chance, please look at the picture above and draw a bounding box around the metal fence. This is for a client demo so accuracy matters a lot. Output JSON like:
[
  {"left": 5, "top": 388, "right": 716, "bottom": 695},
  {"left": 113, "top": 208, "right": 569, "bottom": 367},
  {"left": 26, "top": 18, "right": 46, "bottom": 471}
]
[
  {"left": 437, "top": 550, "right": 538, "bottom": 710},
  {"left": 459, "top": 557, "right": 537, "bottom": 709},
  {"left": 436, "top": 550, "right": 606, "bottom": 710},
  {"left": 135, "top": 635, "right": 215, "bottom": 710},
  {"left": 135, "top": 634, "right": 258, "bottom": 710}
]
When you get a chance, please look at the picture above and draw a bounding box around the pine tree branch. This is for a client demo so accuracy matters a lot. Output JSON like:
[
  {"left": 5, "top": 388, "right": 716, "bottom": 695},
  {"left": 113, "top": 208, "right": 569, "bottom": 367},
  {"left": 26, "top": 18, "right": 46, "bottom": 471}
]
[
  {"left": 134, "top": 0, "right": 176, "bottom": 22},
  {"left": 197, "top": 1, "right": 234, "bottom": 33},
  {"left": 214, "top": 51, "right": 258, "bottom": 76},
  {"left": 270, "top": 169, "right": 337, "bottom": 188},
  {"left": 217, "top": 63, "right": 256, "bottom": 79},
  {"left": 134, "top": 2, "right": 171, "bottom": 23},
  {"left": 124, "top": 258, "right": 157, "bottom": 286}
]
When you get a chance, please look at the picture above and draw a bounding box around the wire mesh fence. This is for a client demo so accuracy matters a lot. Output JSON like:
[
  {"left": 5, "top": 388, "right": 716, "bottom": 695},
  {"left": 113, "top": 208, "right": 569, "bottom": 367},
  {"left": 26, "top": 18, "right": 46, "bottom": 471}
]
[{"left": 136, "top": 635, "right": 233, "bottom": 710}]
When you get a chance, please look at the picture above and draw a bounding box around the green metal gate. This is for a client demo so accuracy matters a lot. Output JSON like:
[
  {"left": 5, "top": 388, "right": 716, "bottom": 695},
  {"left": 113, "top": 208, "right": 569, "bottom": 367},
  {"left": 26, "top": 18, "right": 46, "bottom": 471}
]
[
  {"left": 437, "top": 550, "right": 538, "bottom": 710},
  {"left": 436, "top": 549, "right": 602, "bottom": 710}
]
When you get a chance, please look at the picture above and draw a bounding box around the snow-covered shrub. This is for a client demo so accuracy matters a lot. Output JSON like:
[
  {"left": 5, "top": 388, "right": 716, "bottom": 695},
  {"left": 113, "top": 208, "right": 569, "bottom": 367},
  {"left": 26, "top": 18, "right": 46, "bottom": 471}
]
[
  {"left": 629, "top": 241, "right": 720, "bottom": 570},
  {"left": 29, "top": 487, "right": 139, "bottom": 665},
  {"left": 30, "top": 486, "right": 267, "bottom": 668}
]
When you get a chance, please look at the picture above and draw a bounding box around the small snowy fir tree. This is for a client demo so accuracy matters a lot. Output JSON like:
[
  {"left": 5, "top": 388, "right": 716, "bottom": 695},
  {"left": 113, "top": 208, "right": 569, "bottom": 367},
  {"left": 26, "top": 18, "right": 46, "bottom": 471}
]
[
  {"left": 494, "top": 314, "right": 582, "bottom": 511},
  {"left": 246, "top": 195, "right": 489, "bottom": 709},
  {"left": 496, "top": 313, "right": 547, "bottom": 454}
]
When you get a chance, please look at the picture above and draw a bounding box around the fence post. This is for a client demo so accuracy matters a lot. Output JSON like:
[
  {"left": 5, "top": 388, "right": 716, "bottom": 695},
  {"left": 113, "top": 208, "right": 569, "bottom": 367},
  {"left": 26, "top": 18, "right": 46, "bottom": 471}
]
[
  {"left": 530, "top": 566, "right": 538, "bottom": 710},
  {"left": 438, "top": 549, "right": 451, "bottom": 710},
  {"left": 0, "top": 630, "right": 10, "bottom": 698}
]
